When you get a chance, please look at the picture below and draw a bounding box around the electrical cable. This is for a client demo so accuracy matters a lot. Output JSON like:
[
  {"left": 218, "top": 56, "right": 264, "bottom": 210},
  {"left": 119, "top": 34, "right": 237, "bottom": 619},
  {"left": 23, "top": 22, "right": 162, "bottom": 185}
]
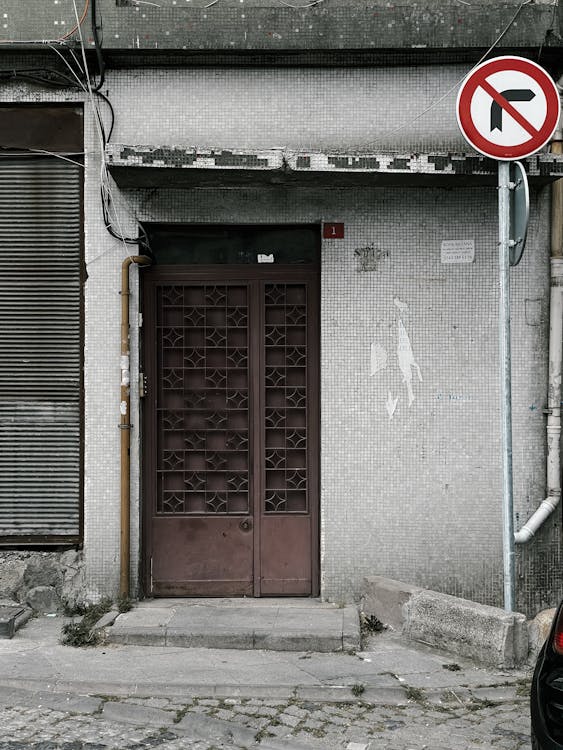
[
  {"left": 0, "top": 148, "right": 85, "bottom": 168},
  {"left": 90, "top": 0, "right": 106, "bottom": 92},
  {"left": 283, "top": 0, "right": 535, "bottom": 157},
  {"left": 0, "top": 59, "right": 114, "bottom": 143},
  {"left": 47, "top": 43, "right": 88, "bottom": 90},
  {"left": 71, "top": 0, "right": 149, "bottom": 252},
  {"left": 361, "top": 0, "right": 534, "bottom": 149},
  {"left": 57, "top": 0, "right": 90, "bottom": 42},
  {"left": 278, "top": 0, "right": 324, "bottom": 8},
  {"left": 0, "top": 0, "right": 89, "bottom": 45}
]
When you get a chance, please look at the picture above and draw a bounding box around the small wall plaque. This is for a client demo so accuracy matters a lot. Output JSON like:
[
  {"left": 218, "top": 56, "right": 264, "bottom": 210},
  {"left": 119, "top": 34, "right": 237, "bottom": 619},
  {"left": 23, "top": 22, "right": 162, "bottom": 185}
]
[
  {"left": 323, "top": 223, "right": 345, "bottom": 239},
  {"left": 441, "top": 239, "right": 475, "bottom": 264}
]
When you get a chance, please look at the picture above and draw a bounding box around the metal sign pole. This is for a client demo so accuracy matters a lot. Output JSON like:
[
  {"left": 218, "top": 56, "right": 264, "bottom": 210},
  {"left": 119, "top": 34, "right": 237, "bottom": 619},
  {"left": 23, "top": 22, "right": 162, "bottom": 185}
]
[{"left": 498, "top": 160, "right": 515, "bottom": 612}]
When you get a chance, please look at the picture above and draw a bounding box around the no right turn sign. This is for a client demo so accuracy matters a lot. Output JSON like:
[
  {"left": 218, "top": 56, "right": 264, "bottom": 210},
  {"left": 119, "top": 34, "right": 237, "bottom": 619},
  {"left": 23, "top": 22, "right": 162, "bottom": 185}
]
[{"left": 456, "top": 56, "right": 560, "bottom": 160}]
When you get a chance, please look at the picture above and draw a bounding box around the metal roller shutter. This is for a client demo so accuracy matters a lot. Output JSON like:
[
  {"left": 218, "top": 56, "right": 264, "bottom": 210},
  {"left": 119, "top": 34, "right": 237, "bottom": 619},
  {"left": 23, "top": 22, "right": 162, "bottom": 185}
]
[{"left": 0, "top": 158, "right": 82, "bottom": 540}]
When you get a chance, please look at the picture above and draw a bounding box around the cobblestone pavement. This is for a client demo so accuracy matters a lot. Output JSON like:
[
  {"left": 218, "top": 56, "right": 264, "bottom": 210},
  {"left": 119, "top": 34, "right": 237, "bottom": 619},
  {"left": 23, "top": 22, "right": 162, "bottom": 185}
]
[{"left": 0, "top": 680, "right": 532, "bottom": 750}]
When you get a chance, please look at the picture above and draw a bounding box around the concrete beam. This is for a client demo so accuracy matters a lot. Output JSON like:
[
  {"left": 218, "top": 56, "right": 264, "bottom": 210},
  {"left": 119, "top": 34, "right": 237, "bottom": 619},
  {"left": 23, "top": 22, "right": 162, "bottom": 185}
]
[
  {"left": 106, "top": 144, "right": 563, "bottom": 188},
  {"left": 362, "top": 576, "right": 529, "bottom": 668},
  {"left": 0, "top": 1, "right": 560, "bottom": 61}
]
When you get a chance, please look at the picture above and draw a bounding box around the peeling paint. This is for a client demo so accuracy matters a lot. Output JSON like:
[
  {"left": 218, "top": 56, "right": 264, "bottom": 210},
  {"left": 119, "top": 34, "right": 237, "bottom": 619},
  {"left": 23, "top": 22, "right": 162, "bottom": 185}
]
[
  {"left": 397, "top": 318, "right": 422, "bottom": 407},
  {"left": 370, "top": 343, "right": 388, "bottom": 376},
  {"left": 120, "top": 355, "right": 130, "bottom": 387},
  {"left": 106, "top": 145, "right": 563, "bottom": 180},
  {"left": 385, "top": 391, "right": 398, "bottom": 420},
  {"left": 393, "top": 296, "right": 409, "bottom": 314}
]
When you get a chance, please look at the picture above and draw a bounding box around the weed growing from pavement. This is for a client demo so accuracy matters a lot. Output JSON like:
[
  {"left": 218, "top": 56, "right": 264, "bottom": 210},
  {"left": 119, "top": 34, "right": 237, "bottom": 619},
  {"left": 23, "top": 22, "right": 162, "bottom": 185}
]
[
  {"left": 254, "top": 727, "right": 275, "bottom": 742},
  {"left": 351, "top": 683, "right": 365, "bottom": 697},
  {"left": 516, "top": 678, "right": 531, "bottom": 697},
  {"left": 299, "top": 725, "right": 326, "bottom": 738},
  {"left": 465, "top": 698, "right": 500, "bottom": 711},
  {"left": 405, "top": 686, "right": 425, "bottom": 703},
  {"left": 173, "top": 698, "right": 199, "bottom": 724},
  {"left": 60, "top": 598, "right": 113, "bottom": 647},
  {"left": 116, "top": 595, "right": 133, "bottom": 613},
  {"left": 442, "top": 662, "right": 462, "bottom": 671}
]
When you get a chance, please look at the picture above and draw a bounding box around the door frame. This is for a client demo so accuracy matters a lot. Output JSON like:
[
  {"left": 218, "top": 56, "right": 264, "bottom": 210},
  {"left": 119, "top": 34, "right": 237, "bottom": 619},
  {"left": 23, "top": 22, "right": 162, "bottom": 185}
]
[{"left": 140, "top": 264, "right": 320, "bottom": 597}]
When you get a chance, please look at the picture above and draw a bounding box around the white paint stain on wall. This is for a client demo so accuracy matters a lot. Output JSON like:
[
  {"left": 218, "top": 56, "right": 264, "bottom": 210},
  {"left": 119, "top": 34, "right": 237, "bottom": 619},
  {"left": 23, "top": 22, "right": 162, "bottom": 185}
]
[
  {"left": 393, "top": 296, "right": 409, "bottom": 314},
  {"left": 370, "top": 343, "right": 388, "bottom": 375},
  {"left": 385, "top": 390, "right": 398, "bottom": 420},
  {"left": 397, "top": 318, "right": 422, "bottom": 406}
]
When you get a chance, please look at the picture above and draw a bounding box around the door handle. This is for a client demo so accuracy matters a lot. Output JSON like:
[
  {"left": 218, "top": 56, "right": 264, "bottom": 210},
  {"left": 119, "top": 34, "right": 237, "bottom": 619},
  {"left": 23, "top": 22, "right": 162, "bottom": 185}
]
[{"left": 239, "top": 518, "right": 252, "bottom": 532}]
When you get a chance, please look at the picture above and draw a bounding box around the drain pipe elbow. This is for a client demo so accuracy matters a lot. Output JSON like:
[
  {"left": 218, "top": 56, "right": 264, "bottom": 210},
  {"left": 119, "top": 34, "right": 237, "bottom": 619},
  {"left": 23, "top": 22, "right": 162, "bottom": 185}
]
[{"left": 514, "top": 493, "right": 561, "bottom": 544}]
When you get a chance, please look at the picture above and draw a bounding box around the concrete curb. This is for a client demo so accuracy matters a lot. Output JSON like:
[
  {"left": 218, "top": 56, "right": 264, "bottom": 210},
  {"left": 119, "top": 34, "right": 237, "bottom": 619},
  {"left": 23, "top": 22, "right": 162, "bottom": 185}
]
[
  {"left": 362, "top": 575, "right": 529, "bottom": 668},
  {"left": 0, "top": 677, "right": 527, "bottom": 707}
]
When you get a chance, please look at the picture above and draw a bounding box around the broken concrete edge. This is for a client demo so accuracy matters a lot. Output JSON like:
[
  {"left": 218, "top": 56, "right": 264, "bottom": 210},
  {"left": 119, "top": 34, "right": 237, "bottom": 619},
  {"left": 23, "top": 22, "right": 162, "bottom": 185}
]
[
  {"left": 361, "top": 576, "right": 533, "bottom": 669},
  {"left": 342, "top": 606, "right": 362, "bottom": 653},
  {"left": 90, "top": 609, "right": 120, "bottom": 640}
]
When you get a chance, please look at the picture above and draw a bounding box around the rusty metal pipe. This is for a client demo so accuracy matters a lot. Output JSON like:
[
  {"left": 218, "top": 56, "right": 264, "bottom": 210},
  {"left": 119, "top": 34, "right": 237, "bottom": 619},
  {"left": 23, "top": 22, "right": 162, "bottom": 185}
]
[{"left": 120, "top": 255, "right": 151, "bottom": 598}]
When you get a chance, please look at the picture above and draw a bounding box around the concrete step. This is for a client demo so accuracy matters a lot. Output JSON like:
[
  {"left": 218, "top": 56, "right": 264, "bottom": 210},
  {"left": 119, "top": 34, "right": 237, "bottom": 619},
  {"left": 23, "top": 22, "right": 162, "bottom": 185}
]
[
  {"left": 0, "top": 603, "right": 32, "bottom": 639},
  {"left": 104, "top": 598, "right": 360, "bottom": 653}
]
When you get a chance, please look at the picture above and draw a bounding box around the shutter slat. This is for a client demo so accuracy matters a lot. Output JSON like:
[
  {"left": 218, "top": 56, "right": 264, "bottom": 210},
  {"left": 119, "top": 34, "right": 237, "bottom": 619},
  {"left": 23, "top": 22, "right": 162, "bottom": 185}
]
[{"left": 0, "top": 159, "right": 81, "bottom": 537}]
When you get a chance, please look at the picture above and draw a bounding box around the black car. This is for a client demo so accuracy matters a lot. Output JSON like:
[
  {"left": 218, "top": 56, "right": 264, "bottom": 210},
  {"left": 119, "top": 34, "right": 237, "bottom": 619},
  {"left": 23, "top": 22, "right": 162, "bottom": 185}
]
[{"left": 531, "top": 602, "right": 563, "bottom": 749}]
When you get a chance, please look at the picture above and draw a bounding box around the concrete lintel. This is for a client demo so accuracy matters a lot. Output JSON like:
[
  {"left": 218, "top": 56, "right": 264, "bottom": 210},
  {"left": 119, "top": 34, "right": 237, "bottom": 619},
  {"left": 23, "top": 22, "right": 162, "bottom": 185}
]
[
  {"left": 2, "top": 2, "right": 559, "bottom": 56},
  {"left": 362, "top": 576, "right": 529, "bottom": 669},
  {"left": 106, "top": 144, "right": 563, "bottom": 189}
]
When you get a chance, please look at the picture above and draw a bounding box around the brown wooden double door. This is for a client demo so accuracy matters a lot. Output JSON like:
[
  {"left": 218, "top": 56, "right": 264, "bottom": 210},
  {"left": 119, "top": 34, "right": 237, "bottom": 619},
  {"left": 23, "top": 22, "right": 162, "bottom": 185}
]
[{"left": 143, "top": 266, "right": 319, "bottom": 596}]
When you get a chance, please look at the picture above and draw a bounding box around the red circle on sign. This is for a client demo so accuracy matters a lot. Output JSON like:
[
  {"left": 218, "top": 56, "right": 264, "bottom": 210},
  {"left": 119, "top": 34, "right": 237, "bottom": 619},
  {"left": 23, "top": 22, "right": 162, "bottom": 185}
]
[{"left": 456, "top": 56, "right": 560, "bottom": 160}]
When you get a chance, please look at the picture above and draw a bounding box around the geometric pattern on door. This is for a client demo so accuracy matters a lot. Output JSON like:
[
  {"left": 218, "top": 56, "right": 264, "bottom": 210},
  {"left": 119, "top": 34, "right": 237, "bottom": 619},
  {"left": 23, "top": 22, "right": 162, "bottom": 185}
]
[
  {"left": 157, "top": 283, "right": 250, "bottom": 517},
  {"left": 264, "top": 283, "right": 308, "bottom": 514},
  {"left": 143, "top": 268, "right": 319, "bottom": 597}
]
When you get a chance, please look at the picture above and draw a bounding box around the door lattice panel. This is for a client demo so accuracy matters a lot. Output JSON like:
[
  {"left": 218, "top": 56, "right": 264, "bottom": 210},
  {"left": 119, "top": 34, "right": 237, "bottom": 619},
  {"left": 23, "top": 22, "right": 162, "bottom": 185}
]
[
  {"left": 264, "top": 284, "right": 308, "bottom": 513},
  {"left": 157, "top": 284, "right": 249, "bottom": 515}
]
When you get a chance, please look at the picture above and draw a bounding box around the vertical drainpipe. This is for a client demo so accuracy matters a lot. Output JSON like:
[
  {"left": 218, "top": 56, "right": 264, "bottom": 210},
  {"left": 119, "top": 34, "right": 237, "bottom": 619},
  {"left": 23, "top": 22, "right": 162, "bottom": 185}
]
[
  {"left": 514, "top": 81, "right": 563, "bottom": 543},
  {"left": 120, "top": 255, "right": 152, "bottom": 598}
]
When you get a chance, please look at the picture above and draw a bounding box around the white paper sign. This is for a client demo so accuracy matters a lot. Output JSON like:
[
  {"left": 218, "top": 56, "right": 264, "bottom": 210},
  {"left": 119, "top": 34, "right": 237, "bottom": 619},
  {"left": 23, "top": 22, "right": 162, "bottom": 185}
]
[
  {"left": 258, "top": 254, "right": 274, "bottom": 263},
  {"left": 441, "top": 239, "right": 475, "bottom": 264}
]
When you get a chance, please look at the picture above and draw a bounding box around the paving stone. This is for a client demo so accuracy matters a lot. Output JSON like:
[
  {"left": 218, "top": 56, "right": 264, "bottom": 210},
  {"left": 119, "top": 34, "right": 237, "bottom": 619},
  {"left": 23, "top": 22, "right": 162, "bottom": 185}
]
[
  {"left": 101, "top": 700, "right": 176, "bottom": 726},
  {"left": 279, "top": 712, "right": 302, "bottom": 727},
  {"left": 0, "top": 677, "right": 534, "bottom": 750},
  {"left": 174, "top": 710, "right": 258, "bottom": 745}
]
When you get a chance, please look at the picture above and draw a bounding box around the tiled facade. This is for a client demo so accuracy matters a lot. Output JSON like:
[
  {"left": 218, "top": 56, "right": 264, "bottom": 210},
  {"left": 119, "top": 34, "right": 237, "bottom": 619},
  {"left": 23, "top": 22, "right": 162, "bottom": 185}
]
[{"left": 1, "top": 60, "right": 561, "bottom": 616}]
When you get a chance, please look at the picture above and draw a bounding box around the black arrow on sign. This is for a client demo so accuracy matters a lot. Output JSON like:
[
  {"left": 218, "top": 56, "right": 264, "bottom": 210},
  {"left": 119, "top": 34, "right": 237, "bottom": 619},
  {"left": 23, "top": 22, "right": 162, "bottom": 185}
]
[{"left": 490, "top": 89, "right": 535, "bottom": 131}]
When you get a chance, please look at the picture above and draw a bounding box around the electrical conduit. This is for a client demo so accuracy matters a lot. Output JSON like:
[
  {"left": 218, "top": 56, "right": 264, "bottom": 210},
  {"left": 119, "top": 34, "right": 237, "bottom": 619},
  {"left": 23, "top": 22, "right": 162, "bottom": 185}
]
[{"left": 120, "top": 255, "right": 151, "bottom": 597}]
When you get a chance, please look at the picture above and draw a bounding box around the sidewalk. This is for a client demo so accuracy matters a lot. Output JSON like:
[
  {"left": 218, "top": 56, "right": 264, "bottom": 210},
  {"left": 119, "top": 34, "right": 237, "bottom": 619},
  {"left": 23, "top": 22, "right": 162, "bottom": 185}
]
[
  {"left": 0, "top": 607, "right": 530, "bottom": 703},
  {"left": 0, "top": 611, "right": 533, "bottom": 749}
]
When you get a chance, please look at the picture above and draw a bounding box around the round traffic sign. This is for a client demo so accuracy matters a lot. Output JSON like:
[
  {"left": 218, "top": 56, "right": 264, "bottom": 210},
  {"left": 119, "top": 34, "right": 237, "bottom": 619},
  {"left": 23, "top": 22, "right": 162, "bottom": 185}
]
[{"left": 456, "top": 56, "right": 561, "bottom": 160}]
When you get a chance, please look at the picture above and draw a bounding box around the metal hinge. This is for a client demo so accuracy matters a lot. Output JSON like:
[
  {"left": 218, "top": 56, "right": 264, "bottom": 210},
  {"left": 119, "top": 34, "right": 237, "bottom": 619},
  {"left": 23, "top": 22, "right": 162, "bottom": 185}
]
[
  {"left": 138, "top": 312, "right": 143, "bottom": 328},
  {"left": 139, "top": 372, "right": 147, "bottom": 398},
  {"left": 150, "top": 557, "right": 153, "bottom": 594}
]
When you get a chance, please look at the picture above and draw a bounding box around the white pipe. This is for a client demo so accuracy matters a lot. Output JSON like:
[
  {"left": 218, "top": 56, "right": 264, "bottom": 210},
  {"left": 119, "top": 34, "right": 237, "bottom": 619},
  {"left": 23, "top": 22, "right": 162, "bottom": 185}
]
[
  {"left": 515, "top": 268, "right": 563, "bottom": 545},
  {"left": 514, "top": 83, "right": 563, "bottom": 542}
]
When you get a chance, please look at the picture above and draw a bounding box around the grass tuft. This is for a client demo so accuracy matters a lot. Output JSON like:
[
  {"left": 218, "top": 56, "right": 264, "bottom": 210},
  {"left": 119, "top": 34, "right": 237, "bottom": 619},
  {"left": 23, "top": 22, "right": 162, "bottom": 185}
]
[{"left": 60, "top": 598, "right": 114, "bottom": 647}]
